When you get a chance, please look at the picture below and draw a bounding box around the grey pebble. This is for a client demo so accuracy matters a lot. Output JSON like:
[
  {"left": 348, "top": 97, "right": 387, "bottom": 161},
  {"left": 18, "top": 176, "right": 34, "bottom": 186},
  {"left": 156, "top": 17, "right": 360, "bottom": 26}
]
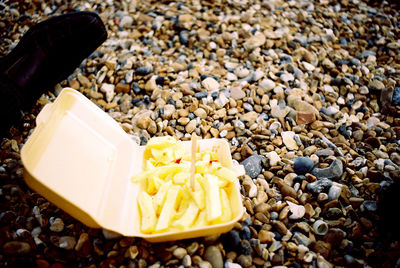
[
  {"left": 312, "top": 159, "right": 343, "bottom": 180},
  {"left": 241, "top": 154, "right": 264, "bottom": 179},
  {"left": 204, "top": 246, "right": 223, "bottom": 268},
  {"left": 307, "top": 178, "right": 333, "bottom": 194}
]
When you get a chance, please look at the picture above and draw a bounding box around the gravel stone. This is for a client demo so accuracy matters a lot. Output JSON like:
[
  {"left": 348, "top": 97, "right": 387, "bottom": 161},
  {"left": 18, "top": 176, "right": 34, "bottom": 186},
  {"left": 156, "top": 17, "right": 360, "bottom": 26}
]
[
  {"left": 312, "top": 159, "right": 343, "bottom": 180},
  {"left": 241, "top": 154, "right": 263, "bottom": 179},
  {"left": 293, "top": 157, "right": 315, "bottom": 175}
]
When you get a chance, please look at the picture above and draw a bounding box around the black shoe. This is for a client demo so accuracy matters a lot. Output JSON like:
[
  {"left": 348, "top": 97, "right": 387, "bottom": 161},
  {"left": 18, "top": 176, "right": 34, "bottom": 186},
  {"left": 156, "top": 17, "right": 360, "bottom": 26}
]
[
  {"left": 377, "top": 179, "right": 400, "bottom": 240},
  {"left": 0, "top": 11, "right": 107, "bottom": 110}
]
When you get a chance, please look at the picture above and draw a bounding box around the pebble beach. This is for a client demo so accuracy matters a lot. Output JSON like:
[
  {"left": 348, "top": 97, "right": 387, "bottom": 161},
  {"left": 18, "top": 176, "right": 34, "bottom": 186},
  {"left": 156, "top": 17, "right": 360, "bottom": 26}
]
[{"left": 1, "top": 0, "right": 400, "bottom": 267}]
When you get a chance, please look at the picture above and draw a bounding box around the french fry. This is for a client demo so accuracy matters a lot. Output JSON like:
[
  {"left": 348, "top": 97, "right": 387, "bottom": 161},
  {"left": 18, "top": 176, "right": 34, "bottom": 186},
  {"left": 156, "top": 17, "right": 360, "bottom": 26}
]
[
  {"left": 137, "top": 192, "right": 157, "bottom": 234},
  {"left": 153, "top": 180, "right": 172, "bottom": 215},
  {"left": 155, "top": 185, "right": 181, "bottom": 233},
  {"left": 220, "top": 188, "right": 232, "bottom": 222},
  {"left": 173, "top": 201, "right": 199, "bottom": 230},
  {"left": 187, "top": 174, "right": 205, "bottom": 210},
  {"left": 202, "top": 174, "right": 222, "bottom": 223}
]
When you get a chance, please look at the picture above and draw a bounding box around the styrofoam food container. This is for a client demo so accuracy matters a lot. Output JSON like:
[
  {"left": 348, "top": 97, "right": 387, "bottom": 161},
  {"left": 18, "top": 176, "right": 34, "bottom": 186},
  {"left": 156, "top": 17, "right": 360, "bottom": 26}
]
[{"left": 21, "top": 88, "right": 244, "bottom": 242}]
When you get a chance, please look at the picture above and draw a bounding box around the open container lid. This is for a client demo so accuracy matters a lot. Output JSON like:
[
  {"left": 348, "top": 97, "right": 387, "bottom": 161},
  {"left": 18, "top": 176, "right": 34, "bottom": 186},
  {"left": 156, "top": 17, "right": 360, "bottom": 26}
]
[{"left": 21, "top": 88, "right": 244, "bottom": 242}]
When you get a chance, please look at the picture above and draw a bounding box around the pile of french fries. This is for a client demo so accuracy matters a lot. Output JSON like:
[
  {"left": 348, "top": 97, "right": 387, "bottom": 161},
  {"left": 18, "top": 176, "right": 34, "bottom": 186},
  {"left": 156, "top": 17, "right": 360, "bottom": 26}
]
[{"left": 131, "top": 136, "right": 237, "bottom": 234}]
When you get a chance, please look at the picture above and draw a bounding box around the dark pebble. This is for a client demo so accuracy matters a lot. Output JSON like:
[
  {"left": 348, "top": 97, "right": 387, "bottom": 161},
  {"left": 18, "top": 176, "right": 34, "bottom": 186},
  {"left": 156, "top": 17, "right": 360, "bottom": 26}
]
[
  {"left": 132, "top": 82, "right": 141, "bottom": 94},
  {"left": 338, "top": 125, "right": 351, "bottom": 139},
  {"left": 200, "top": 74, "right": 219, "bottom": 81},
  {"left": 194, "top": 91, "right": 208, "bottom": 99},
  {"left": 307, "top": 178, "right": 333, "bottom": 194},
  {"left": 135, "top": 66, "right": 153, "bottom": 75},
  {"left": 239, "top": 240, "right": 253, "bottom": 256},
  {"left": 293, "top": 157, "right": 315, "bottom": 175},
  {"left": 241, "top": 154, "right": 263, "bottom": 179},
  {"left": 392, "top": 87, "right": 400, "bottom": 105},
  {"left": 325, "top": 207, "right": 343, "bottom": 219},
  {"left": 155, "top": 76, "right": 165, "bottom": 86},
  {"left": 312, "top": 159, "right": 343, "bottom": 180},
  {"left": 224, "top": 230, "right": 241, "bottom": 251},
  {"left": 241, "top": 226, "right": 251, "bottom": 240},
  {"left": 179, "top": 30, "right": 189, "bottom": 45},
  {"left": 362, "top": 200, "right": 378, "bottom": 212}
]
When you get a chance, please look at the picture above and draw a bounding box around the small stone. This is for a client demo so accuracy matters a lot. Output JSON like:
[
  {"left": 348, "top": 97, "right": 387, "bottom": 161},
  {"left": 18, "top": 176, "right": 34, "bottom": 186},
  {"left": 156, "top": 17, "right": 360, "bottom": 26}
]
[
  {"left": 266, "top": 151, "right": 281, "bottom": 166},
  {"left": 145, "top": 76, "right": 158, "bottom": 92},
  {"left": 244, "top": 32, "right": 266, "bottom": 50},
  {"left": 322, "top": 58, "right": 336, "bottom": 69},
  {"left": 182, "top": 255, "right": 191, "bottom": 267},
  {"left": 2, "top": 241, "right": 31, "bottom": 254},
  {"left": 36, "top": 259, "right": 50, "bottom": 268},
  {"left": 302, "top": 61, "right": 315, "bottom": 71},
  {"left": 326, "top": 207, "right": 342, "bottom": 219},
  {"left": 69, "top": 80, "right": 80, "bottom": 89},
  {"left": 125, "top": 70, "right": 134, "bottom": 83},
  {"left": 230, "top": 86, "right": 246, "bottom": 100},
  {"left": 119, "top": 15, "right": 134, "bottom": 28},
  {"left": 59, "top": 236, "right": 76, "bottom": 250},
  {"left": 323, "top": 228, "right": 345, "bottom": 246},
  {"left": 77, "top": 74, "right": 91, "bottom": 88},
  {"left": 362, "top": 200, "right": 377, "bottom": 212},
  {"left": 137, "top": 117, "right": 151, "bottom": 129},
  {"left": 293, "top": 232, "right": 312, "bottom": 246},
  {"left": 185, "top": 119, "right": 197, "bottom": 133},
  {"left": 307, "top": 178, "right": 333, "bottom": 194},
  {"left": 202, "top": 77, "right": 220, "bottom": 91},
  {"left": 313, "top": 220, "right": 329, "bottom": 235},
  {"left": 194, "top": 108, "right": 207, "bottom": 119},
  {"left": 280, "top": 182, "right": 297, "bottom": 198},
  {"left": 320, "top": 106, "right": 339, "bottom": 116},
  {"left": 315, "top": 149, "right": 335, "bottom": 157},
  {"left": 270, "top": 99, "right": 290, "bottom": 118},
  {"left": 243, "top": 176, "right": 257, "bottom": 198},
  {"left": 102, "top": 229, "right": 122, "bottom": 240},
  {"left": 235, "top": 66, "right": 250, "bottom": 78},
  {"left": 241, "top": 154, "right": 263, "bottom": 179},
  {"left": 258, "top": 79, "right": 275, "bottom": 92},
  {"left": 328, "top": 183, "right": 342, "bottom": 200},
  {"left": 178, "top": 14, "right": 194, "bottom": 30},
  {"left": 294, "top": 100, "right": 318, "bottom": 115},
  {"left": 368, "top": 79, "right": 385, "bottom": 90},
  {"left": 280, "top": 73, "right": 294, "bottom": 83},
  {"left": 100, "top": 84, "right": 115, "bottom": 102},
  {"left": 312, "top": 159, "right": 343, "bottom": 180},
  {"left": 273, "top": 220, "right": 288, "bottom": 235},
  {"left": 287, "top": 201, "right": 306, "bottom": 220},
  {"left": 115, "top": 83, "right": 130, "bottom": 94},
  {"left": 392, "top": 87, "right": 400, "bottom": 105},
  {"left": 282, "top": 131, "right": 299, "bottom": 150},
  {"left": 187, "top": 242, "right": 199, "bottom": 255},
  {"left": 75, "top": 233, "right": 90, "bottom": 257},
  {"left": 226, "top": 72, "right": 238, "bottom": 81},
  {"left": 224, "top": 262, "right": 241, "bottom": 268},
  {"left": 313, "top": 241, "right": 331, "bottom": 259},
  {"left": 293, "top": 157, "right": 315, "bottom": 175},
  {"left": 127, "top": 245, "right": 139, "bottom": 260},
  {"left": 297, "top": 111, "right": 315, "bottom": 125},
  {"left": 237, "top": 255, "right": 253, "bottom": 267},
  {"left": 204, "top": 246, "right": 223, "bottom": 268},
  {"left": 136, "top": 66, "right": 153, "bottom": 75},
  {"left": 49, "top": 218, "right": 64, "bottom": 232},
  {"left": 173, "top": 247, "right": 187, "bottom": 259},
  {"left": 269, "top": 240, "right": 283, "bottom": 252},
  {"left": 258, "top": 230, "right": 274, "bottom": 243},
  {"left": 240, "top": 111, "right": 258, "bottom": 123}
]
